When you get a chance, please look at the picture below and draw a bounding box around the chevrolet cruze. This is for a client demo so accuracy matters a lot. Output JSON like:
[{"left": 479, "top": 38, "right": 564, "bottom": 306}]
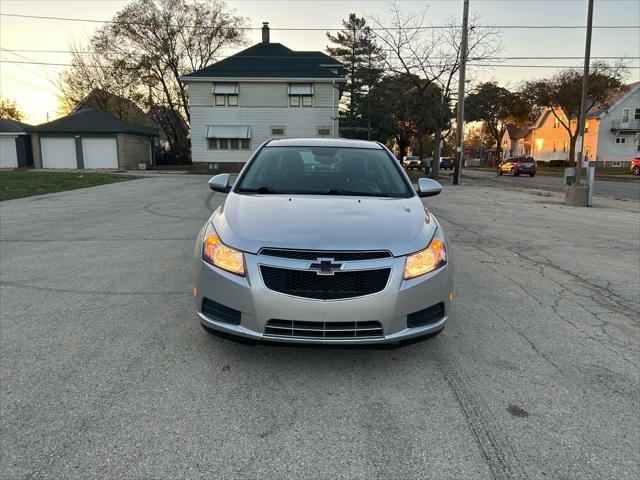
[{"left": 194, "top": 138, "right": 453, "bottom": 345}]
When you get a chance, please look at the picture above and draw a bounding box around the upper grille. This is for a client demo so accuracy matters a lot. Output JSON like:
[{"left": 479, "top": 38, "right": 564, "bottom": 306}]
[
  {"left": 265, "top": 319, "right": 384, "bottom": 339},
  {"left": 259, "top": 248, "right": 391, "bottom": 261},
  {"left": 260, "top": 265, "right": 391, "bottom": 300}
]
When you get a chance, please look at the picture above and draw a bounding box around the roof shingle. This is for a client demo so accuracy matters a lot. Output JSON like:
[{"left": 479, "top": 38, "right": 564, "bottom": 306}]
[
  {"left": 31, "top": 108, "right": 158, "bottom": 136},
  {"left": 182, "top": 42, "right": 344, "bottom": 80}
]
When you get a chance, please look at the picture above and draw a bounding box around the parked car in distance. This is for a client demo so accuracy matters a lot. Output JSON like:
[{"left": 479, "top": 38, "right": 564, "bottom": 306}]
[
  {"left": 439, "top": 157, "right": 454, "bottom": 170},
  {"left": 631, "top": 155, "right": 640, "bottom": 176},
  {"left": 497, "top": 156, "right": 537, "bottom": 177},
  {"left": 403, "top": 155, "right": 423, "bottom": 170},
  {"left": 195, "top": 138, "right": 453, "bottom": 346}
]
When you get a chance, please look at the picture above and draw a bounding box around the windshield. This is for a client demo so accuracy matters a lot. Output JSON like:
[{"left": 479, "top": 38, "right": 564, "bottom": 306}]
[{"left": 236, "top": 146, "right": 413, "bottom": 198}]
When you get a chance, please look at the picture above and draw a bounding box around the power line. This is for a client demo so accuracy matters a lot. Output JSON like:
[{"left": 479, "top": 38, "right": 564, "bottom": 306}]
[
  {"left": 0, "top": 13, "right": 638, "bottom": 30},
  {"left": 2, "top": 49, "right": 638, "bottom": 61},
  {"left": 2, "top": 59, "right": 639, "bottom": 69}
]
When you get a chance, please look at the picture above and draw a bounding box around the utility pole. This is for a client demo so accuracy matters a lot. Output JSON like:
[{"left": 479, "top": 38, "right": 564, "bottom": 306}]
[
  {"left": 453, "top": 0, "right": 469, "bottom": 186},
  {"left": 565, "top": 0, "right": 593, "bottom": 206}
]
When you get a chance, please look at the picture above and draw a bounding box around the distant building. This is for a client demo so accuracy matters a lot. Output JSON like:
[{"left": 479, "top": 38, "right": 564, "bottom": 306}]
[
  {"left": 531, "top": 82, "right": 640, "bottom": 167},
  {"left": 0, "top": 119, "right": 33, "bottom": 168},
  {"left": 502, "top": 124, "right": 533, "bottom": 159},
  {"left": 180, "top": 22, "right": 345, "bottom": 172},
  {"left": 31, "top": 109, "right": 158, "bottom": 170}
]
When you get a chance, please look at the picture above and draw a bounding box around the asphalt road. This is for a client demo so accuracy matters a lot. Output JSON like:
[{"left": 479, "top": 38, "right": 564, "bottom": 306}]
[
  {"left": 459, "top": 168, "right": 640, "bottom": 200},
  {"left": 1, "top": 176, "right": 638, "bottom": 479}
]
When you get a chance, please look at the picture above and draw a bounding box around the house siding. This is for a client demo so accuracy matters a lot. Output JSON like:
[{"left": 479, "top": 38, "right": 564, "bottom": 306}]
[
  {"left": 594, "top": 86, "right": 640, "bottom": 166},
  {"left": 116, "top": 133, "right": 153, "bottom": 170},
  {"left": 187, "top": 81, "right": 337, "bottom": 108},
  {"left": 189, "top": 106, "right": 338, "bottom": 165}
]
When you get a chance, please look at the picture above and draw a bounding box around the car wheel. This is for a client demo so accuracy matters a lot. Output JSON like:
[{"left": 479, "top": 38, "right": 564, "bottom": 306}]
[
  {"left": 497, "top": 168, "right": 503, "bottom": 175},
  {"left": 530, "top": 173, "right": 536, "bottom": 177},
  {"left": 512, "top": 168, "right": 519, "bottom": 176},
  {"left": 633, "top": 166, "right": 640, "bottom": 176}
]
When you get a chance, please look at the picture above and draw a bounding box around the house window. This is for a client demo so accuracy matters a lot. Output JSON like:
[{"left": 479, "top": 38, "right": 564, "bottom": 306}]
[
  {"left": 615, "top": 137, "right": 626, "bottom": 144},
  {"left": 208, "top": 138, "right": 250, "bottom": 150},
  {"left": 290, "top": 95, "right": 312, "bottom": 107},
  {"left": 288, "top": 83, "right": 313, "bottom": 108},
  {"left": 610, "top": 161, "right": 622, "bottom": 167},
  {"left": 584, "top": 121, "right": 589, "bottom": 133},
  {"left": 637, "top": 137, "right": 640, "bottom": 152},
  {"left": 205, "top": 125, "right": 251, "bottom": 151},
  {"left": 214, "top": 94, "right": 238, "bottom": 107},
  {"left": 584, "top": 147, "right": 591, "bottom": 159},
  {"left": 622, "top": 108, "right": 630, "bottom": 123},
  {"left": 212, "top": 83, "right": 239, "bottom": 107},
  {"left": 634, "top": 108, "right": 640, "bottom": 120},
  {"left": 552, "top": 141, "right": 557, "bottom": 152},
  {"left": 270, "top": 126, "right": 286, "bottom": 136},
  {"left": 563, "top": 141, "right": 568, "bottom": 152},
  {"left": 316, "top": 126, "right": 331, "bottom": 137},
  {"left": 553, "top": 117, "right": 560, "bottom": 129}
]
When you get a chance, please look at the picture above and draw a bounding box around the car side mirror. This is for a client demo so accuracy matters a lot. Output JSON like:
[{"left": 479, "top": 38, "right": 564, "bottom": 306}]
[
  {"left": 417, "top": 178, "right": 442, "bottom": 197},
  {"left": 208, "top": 173, "right": 231, "bottom": 193}
]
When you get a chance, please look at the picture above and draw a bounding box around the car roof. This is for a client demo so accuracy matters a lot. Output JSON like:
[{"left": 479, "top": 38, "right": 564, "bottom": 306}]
[{"left": 265, "top": 138, "right": 383, "bottom": 149}]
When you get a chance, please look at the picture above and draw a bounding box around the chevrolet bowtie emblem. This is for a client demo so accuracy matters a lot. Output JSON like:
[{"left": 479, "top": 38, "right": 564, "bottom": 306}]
[{"left": 308, "top": 258, "right": 343, "bottom": 275}]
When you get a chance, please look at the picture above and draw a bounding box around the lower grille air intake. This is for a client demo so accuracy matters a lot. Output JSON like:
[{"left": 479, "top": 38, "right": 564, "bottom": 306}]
[
  {"left": 407, "top": 302, "right": 445, "bottom": 328},
  {"left": 201, "top": 297, "right": 241, "bottom": 325},
  {"left": 265, "top": 320, "right": 384, "bottom": 339}
]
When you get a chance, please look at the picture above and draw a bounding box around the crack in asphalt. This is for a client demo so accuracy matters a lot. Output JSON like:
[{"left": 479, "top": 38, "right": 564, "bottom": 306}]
[
  {"left": 0, "top": 280, "right": 188, "bottom": 296},
  {"left": 433, "top": 211, "right": 639, "bottom": 369}
]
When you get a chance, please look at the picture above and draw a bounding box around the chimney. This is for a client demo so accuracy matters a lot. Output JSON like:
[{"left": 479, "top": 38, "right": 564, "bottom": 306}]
[{"left": 262, "top": 22, "right": 270, "bottom": 44}]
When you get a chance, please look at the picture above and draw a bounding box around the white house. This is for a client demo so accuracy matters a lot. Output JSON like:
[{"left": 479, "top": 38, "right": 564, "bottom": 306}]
[
  {"left": 593, "top": 81, "right": 640, "bottom": 167},
  {"left": 502, "top": 124, "right": 533, "bottom": 159},
  {"left": 180, "top": 23, "right": 345, "bottom": 171},
  {"left": 0, "top": 119, "right": 33, "bottom": 168}
]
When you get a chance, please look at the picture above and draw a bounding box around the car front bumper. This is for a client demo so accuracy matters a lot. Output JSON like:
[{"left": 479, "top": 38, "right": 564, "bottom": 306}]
[{"left": 194, "top": 249, "right": 454, "bottom": 345}]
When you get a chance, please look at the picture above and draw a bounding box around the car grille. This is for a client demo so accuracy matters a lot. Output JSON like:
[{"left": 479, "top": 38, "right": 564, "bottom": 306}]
[
  {"left": 260, "top": 265, "right": 391, "bottom": 300},
  {"left": 265, "top": 319, "right": 384, "bottom": 339},
  {"left": 258, "top": 248, "right": 391, "bottom": 261}
]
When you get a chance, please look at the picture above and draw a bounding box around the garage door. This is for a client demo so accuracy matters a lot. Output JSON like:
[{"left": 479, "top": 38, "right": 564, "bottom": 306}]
[
  {"left": 82, "top": 137, "right": 118, "bottom": 169},
  {"left": 0, "top": 137, "right": 18, "bottom": 168},
  {"left": 41, "top": 137, "right": 77, "bottom": 169}
]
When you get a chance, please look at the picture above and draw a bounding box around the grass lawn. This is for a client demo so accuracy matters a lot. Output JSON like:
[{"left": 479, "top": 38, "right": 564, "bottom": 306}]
[{"left": 0, "top": 170, "right": 139, "bottom": 201}]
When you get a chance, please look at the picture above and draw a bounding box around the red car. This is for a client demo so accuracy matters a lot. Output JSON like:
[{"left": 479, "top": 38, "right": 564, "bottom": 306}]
[{"left": 632, "top": 156, "right": 640, "bottom": 176}]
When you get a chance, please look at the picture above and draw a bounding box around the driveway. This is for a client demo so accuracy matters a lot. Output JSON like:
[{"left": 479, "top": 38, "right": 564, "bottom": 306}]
[
  {"left": 1, "top": 177, "right": 638, "bottom": 479},
  {"left": 460, "top": 168, "right": 640, "bottom": 199}
]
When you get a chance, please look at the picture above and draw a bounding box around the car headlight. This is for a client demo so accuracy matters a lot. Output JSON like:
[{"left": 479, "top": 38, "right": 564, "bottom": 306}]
[
  {"left": 202, "top": 223, "right": 245, "bottom": 276},
  {"left": 403, "top": 228, "right": 447, "bottom": 280}
]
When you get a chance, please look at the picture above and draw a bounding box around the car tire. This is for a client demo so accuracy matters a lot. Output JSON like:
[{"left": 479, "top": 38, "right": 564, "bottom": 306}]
[
  {"left": 530, "top": 173, "right": 536, "bottom": 177},
  {"left": 512, "top": 168, "right": 519, "bottom": 177},
  {"left": 633, "top": 166, "right": 640, "bottom": 176},
  {"left": 497, "top": 168, "right": 503, "bottom": 175}
]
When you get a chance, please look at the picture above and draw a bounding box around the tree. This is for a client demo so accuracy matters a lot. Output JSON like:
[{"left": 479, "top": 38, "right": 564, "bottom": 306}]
[
  {"left": 370, "top": 4, "right": 501, "bottom": 178},
  {"left": 58, "top": 0, "right": 247, "bottom": 162},
  {"left": 465, "top": 82, "right": 529, "bottom": 160},
  {"left": 524, "top": 63, "right": 625, "bottom": 165},
  {"left": 326, "top": 14, "right": 384, "bottom": 138},
  {"left": 0, "top": 98, "right": 25, "bottom": 121}
]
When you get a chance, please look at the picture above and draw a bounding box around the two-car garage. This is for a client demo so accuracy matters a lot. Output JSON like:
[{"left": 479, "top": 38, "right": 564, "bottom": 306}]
[{"left": 32, "top": 109, "right": 157, "bottom": 170}]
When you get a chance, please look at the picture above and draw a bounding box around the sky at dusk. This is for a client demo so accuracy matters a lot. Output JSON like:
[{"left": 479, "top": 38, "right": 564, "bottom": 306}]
[{"left": 1, "top": 0, "right": 639, "bottom": 125}]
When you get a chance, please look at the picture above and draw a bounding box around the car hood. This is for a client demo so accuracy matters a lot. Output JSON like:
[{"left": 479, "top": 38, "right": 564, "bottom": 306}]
[{"left": 210, "top": 193, "right": 437, "bottom": 257}]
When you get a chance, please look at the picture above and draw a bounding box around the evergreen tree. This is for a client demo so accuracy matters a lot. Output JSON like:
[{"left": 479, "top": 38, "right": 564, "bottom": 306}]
[{"left": 326, "top": 14, "right": 384, "bottom": 136}]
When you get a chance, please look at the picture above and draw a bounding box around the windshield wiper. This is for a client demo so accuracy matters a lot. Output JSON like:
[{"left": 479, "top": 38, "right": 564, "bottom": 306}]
[
  {"left": 324, "top": 188, "right": 392, "bottom": 197},
  {"left": 237, "top": 186, "right": 279, "bottom": 194}
]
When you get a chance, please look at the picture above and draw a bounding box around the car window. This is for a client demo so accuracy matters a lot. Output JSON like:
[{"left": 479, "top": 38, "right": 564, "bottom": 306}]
[{"left": 236, "top": 146, "right": 413, "bottom": 198}]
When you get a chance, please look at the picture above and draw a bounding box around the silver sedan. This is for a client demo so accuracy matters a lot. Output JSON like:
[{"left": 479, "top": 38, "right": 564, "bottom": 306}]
[{"left": 194, "top": 138, "right": 453, "bottom": 345}]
